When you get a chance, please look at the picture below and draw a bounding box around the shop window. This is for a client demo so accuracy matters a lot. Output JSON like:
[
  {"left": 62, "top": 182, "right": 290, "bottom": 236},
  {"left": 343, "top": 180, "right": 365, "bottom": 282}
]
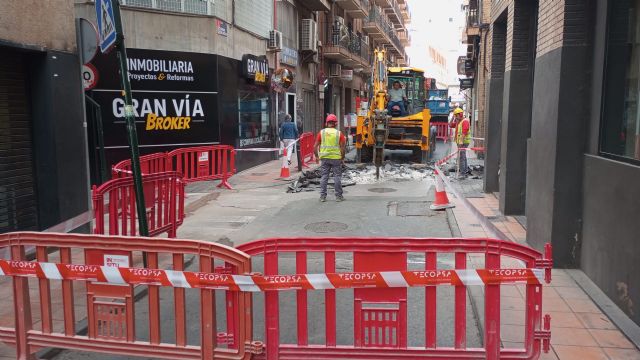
[
  {"left": 238, "top": 91, "right": 271, "bottom": 147},
  {"left": 601, "top": 0, "right": 640, "bottom": 163}
]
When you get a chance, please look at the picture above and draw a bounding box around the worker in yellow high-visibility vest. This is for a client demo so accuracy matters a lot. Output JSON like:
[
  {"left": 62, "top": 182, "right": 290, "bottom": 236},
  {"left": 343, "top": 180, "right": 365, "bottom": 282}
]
[
  {"left": 314, "top": 114, "right": 347, "bottom": 202},
  {"left": 451, "top": 107, "right": 471, "bottom": 177}
]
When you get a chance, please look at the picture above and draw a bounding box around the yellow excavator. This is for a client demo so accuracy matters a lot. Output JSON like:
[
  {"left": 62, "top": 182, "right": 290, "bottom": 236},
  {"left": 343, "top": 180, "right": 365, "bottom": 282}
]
[{"left": 355, "top": 48, "right": 432, "bottom": 178}]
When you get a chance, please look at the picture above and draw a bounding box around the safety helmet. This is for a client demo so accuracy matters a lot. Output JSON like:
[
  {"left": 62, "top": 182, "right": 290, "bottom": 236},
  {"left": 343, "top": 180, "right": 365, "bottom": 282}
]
[
  {"left": 325, "top": 114, "right": 338, "bottom": 124},
  {"left": 453, "top": 108, "right": 464, "bottom": 115}
]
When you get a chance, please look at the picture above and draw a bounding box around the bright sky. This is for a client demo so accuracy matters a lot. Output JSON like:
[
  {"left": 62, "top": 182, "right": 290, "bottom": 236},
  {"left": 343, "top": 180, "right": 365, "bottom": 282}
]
[{"left": 405, "top": 0, "right": 467, "bottom": 86}]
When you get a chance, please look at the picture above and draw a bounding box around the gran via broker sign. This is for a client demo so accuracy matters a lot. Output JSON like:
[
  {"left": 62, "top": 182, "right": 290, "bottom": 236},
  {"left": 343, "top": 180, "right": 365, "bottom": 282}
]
[
  {"left": 89, "top": 48, "right": 219, "bottom": 148},
  {"left": 242, "top": 54, "right": 269, "bottom": 85}
]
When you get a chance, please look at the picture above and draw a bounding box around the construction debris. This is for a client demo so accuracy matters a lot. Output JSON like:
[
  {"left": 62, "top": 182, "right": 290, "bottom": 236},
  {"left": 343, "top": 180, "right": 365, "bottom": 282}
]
[{"left": 287, "top": 162, "right": 434, "bottom": 193}]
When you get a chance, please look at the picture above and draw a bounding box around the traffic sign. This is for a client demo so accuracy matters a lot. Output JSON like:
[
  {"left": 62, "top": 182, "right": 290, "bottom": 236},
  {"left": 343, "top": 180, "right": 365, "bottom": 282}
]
[
  {"left": 78, "top": 18, "right": 99, "bottom": 64},
  {"left": 95, "top": 0, "right": 117, "bottom": 53},
  {"left": 82, "top": 64, "right": 99, "bottom": 91}
]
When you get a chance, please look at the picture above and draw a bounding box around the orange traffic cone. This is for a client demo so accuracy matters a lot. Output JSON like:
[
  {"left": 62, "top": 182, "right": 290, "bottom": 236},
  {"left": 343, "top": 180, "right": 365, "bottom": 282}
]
[
  {"left": 280, "top": 147, "right": 291, "bottom": 178},
  {"left": 430, "top": 168, "right": 455, "bottom": 210}
]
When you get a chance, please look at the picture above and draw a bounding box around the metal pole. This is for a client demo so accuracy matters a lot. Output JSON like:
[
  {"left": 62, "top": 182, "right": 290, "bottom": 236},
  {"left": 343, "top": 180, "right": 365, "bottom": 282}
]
[
  {"left": 85, "top": 95, "right": 108, "bottom": 183},
  {"left": 112, "top": 0, "right": 149, "bottom": 238}
]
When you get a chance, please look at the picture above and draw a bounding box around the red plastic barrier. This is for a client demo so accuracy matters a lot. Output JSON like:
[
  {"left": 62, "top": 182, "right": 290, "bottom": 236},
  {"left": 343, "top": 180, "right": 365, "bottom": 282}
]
[
  {"left": 92, "top": 171, "right": 185, "bottom": 238},
  {"left": 433, "top": 122, "right": 452, "bottom": 142},
  {"left": 237, "top": 237, "right": 553, "bottom": 360},
  {"left": 111, "top": 152, "right": 169, "bottom": 179},
  {"left": 298, "top": 132, "right": 318, "bottom": 168},
  {"left": 0, "top": 231, "right": 257, "bottom": 360},
  {"left": 167, "top": 145, "right": 235, "bottom": 189}
]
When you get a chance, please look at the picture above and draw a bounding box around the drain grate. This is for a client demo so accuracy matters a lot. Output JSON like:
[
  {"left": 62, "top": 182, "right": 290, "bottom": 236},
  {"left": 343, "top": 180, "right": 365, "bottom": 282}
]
[
  {"left": 251, "top": 172, "right": 268, "bottom": 176},
  {"left": 388, "top": 201, "right": 443, "bottom": 217},
  {"left": 368, "top": 187, "right": 397, "bottom": 193},
  {"left": 304, "top": 221, "right": 349, "bottom": 233}
]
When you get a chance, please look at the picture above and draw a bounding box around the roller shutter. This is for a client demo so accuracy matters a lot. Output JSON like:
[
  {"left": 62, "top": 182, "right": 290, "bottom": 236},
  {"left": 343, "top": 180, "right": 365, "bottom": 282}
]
[{"left": 0, "top": 51, "right": 38, "bottom": 233}]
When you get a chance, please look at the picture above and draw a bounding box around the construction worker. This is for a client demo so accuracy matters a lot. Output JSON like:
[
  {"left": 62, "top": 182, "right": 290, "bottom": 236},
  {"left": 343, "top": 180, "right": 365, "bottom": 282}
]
[
  {"left": 279, "top": 114, "right": 299, "bottom": 165},
  {"left": 314, "top": 114, "right": 346, "bottom": 202},
  {"left": 451, "top": 108, "right": 471, "bottom": 177}
]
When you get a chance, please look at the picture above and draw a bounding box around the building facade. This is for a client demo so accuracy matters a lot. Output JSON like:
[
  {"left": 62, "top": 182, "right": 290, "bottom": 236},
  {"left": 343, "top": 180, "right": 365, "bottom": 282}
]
[
  {"left": 473, "top": 0, "right": 640, "bottom": 327},
  {"left": 318, "top": 0, "right": 412, "bottom": 133},
  {"left": 0, "top": 0, "right": 90, "bottom": 232}
]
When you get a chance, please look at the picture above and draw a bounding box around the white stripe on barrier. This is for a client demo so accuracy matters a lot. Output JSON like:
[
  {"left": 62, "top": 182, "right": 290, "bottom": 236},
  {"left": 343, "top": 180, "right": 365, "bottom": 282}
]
[
  {"left": 232, "top": 275, "right": 261, "bottom": 292},
  {"left": 101, "top": 266, "right": 126, "bottom": 285},
  {"left": 0, "top": 266, "right": 4, "bottom": 276},
  {"left": 380, "top": 271, "right": 409, "bottom": 288},
  {"left": 456, "top": 269, "right": 483, "bottom": 286},
  {"left": 533, "top": 269, "right": 545, "bottom": 285},
  {"left": 165, "top": 270, "right": 192, "bottom": 288},
  {"left": 39, "top": 263, "right": 63, "bottom": 280},
  {"left": 306, "top": 274, "right": 335, "bottom": 290}
]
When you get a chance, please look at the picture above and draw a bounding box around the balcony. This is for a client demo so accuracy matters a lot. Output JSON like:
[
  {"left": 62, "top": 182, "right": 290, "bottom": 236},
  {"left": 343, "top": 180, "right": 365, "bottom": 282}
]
[
  {"left": 400, "top": 3, "right": 411, "bottom": 23},
  {"left": 374, "top": 0, "right": 390, "bottom": 7},
  {"left": 335, "top": 0, "right": 370, "bottom": 18},
  {"left": 398, "top": 29, "right": 410, "bottom": 47},
  {"left": 465, "top": 3, "right": 480, "bottom": 36},
  {"left": 299, "top": 0, "right": 331, "bottom": 11},
  {"left": 385, "top": 0, "right": 404, "bottom": 27},
  {"left": 323, "top": 23, "right": 372, "bottom": 70},
  {"left": 363, "top": 7, "right": 402, "bottom": 53}
]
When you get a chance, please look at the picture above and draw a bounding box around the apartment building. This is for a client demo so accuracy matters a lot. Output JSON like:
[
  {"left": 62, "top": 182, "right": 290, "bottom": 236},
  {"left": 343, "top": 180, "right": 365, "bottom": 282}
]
[
  {"left": 465, "top": 0, "right": 640, "bottom": 327},
  {"left": 317, "top": 0, "right": 412, "bottom": 130}
]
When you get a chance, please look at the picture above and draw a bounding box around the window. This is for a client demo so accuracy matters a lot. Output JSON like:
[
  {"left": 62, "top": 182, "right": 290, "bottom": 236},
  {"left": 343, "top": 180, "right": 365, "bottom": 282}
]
[
  {"left": 238, "top": 91, "right": 271, "bottom": 147},
  {"left": 234, "top": 0, "right": 273, "bottom": 38},
  {"left": 601, "top": 0, "right": 640, "bottom": 163},
  {"left": 119, "top": 0, "right": 228, "bottom": 21}
]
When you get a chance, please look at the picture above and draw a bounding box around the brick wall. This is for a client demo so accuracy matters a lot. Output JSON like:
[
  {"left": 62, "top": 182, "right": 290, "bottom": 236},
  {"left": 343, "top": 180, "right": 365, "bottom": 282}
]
[
  {"left": 490, "top": 22, "right": 507, "bottom": 79},
  {"left": 537, "top": 0, "right": 565, "bottom": 57},
  {"left": 505, "top": 0, "right": 537, "bottom": 72},
  {"left": 492, "top": 0, "right": 510, "bottom": 22}
]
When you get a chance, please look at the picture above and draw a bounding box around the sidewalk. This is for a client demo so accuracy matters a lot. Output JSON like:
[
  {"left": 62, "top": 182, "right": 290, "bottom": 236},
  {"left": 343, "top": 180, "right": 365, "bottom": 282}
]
[{"left": 446, "top": 152, "right": 640, "bottom": 360}]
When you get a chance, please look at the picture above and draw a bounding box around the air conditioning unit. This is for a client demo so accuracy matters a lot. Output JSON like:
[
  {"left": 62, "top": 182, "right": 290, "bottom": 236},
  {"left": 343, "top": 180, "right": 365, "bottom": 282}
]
[
  {"left": 335, "top": 16, "right": 345, "bottom": 25},
  {"left": 300, "top": 19, "right": 318, "bottom": 52},
  {"left": 268, "top": 30, "right": 283, "bottom": 51},
  {"left": 329, "top": 63, "right": 342, "bottom": 77}
]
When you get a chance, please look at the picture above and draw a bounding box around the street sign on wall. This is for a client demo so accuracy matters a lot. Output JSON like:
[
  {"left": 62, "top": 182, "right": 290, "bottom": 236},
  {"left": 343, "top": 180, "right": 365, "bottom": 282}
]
[
  {"left": 460, "top": 78, "right": 475, "bottom": 90},
  {"left": 95, "top": 0, "right": 117, "bottom": 53}
]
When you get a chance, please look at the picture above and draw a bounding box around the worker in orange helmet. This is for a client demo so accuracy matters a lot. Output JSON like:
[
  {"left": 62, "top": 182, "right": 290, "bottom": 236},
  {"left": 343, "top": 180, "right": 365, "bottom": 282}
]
[
  {"left": 450, "top": 108, "right": 471, "bottom": 177},
  {"left": 314, "top": 114, "right": 347, "bottom": 202}
]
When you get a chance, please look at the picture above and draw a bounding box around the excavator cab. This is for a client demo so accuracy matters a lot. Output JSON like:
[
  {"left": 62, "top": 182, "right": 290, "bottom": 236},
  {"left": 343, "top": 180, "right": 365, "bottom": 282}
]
[{"left": 387, "top": 68, "right": 426, "bottom": 117}]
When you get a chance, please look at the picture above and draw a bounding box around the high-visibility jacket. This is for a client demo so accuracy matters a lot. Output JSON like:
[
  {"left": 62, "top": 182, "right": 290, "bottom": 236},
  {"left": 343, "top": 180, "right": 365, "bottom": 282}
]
[
  {"left": 319, "top": 128, "right": 342, "bottom": 159},
  {"left": 456, "top": 118, "right": 471, "bottom": 145}
]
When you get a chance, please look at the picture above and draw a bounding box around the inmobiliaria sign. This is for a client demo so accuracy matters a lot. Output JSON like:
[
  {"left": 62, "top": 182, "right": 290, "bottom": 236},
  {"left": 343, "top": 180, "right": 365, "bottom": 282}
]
[{"left": 88, "top": 49, "right": 219, "bottom": 152}]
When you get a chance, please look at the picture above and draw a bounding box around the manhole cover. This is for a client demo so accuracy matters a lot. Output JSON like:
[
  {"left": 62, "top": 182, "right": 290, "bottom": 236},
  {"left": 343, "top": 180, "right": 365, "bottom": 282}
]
[
  {"left": 305, "top": 221, "right": 349, "bottom": 233},
  {"left": 251, "top": 172, "right": 268, "bottom": 176},
  {"left": 368, "top": 187, "right": 397, "bottom": 193}
]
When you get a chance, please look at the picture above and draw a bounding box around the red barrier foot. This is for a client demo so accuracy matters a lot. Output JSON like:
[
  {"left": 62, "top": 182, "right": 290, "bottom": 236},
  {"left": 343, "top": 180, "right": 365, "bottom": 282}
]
[{"left": 217, "top": 179, "right": 233, "bottom": 190}]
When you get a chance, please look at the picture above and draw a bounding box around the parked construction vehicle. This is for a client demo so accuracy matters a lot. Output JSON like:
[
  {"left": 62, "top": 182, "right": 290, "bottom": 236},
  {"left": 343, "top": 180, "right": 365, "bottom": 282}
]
[{"left": 355, "top": 48, "right": 432, "bottom": 178}]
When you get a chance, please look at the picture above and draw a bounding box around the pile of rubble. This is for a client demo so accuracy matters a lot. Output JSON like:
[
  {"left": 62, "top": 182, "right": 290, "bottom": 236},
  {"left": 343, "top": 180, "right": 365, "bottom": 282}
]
[{"left": 286, "top": 162, "right": 434, "bottom": 193}]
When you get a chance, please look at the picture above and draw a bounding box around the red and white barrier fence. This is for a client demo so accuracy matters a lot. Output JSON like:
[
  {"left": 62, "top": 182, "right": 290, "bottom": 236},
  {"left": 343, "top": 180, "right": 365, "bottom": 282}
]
[{"left": 0, "top": 260, "right": 547, "bottom": 291}]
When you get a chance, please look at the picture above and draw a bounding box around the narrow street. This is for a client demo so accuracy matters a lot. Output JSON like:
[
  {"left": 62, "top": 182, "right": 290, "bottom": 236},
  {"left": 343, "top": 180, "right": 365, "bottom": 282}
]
[{"left": 50, "top": 143, "right": 486, "bottom": 359}]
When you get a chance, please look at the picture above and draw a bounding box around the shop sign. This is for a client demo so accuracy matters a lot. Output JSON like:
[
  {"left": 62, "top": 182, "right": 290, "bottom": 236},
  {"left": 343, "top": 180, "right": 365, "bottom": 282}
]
[
  {"left": 460, "top": 77, "right": 474, "bottom": 90},
  {"left": 242, "top": 54, "right": 270, "bottom": 86},
  {"left": 89, "top": 48, "right": 219, "bottom": 149},
  {"left": 216, "top": 19, "right": 228, "bottom": 37},
  {"left": 457, "top": 56, "right": 466, "bottom": 76},
  {"left": 341, "top": 69, "right": 353, "bottom": 81},
  {"left": 280, "top": 47, "right": 298, "bottom": 67}
]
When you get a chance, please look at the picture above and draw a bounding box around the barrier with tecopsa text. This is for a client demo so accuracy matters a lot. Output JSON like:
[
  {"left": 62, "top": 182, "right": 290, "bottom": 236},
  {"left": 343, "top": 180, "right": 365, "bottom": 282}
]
[{"left": 0, "top": 232, "right": 552, "bottom": 360}]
